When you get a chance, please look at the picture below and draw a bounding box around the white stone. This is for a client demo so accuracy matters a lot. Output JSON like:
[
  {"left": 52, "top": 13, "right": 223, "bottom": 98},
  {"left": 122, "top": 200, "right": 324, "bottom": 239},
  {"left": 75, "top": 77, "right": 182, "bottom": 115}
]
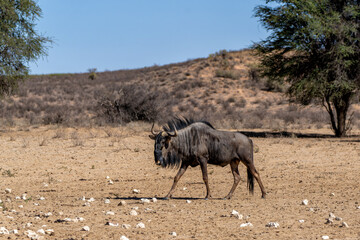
[
  {"left": 88, "top": 197, "right": 95, "bottom": 202},
  {"left": 82, "top": 226, "right": 90, "bottom": 231},
  {"left": 152, "top": 198, "right": 157, "bottom": 203},
  {"left": 83, "top": 202, "right": 91, "bottom": 207},
  {"left": 78, "top": 217, "right": 85, "bottom": 222},
  {"left": 182, "top": 187, "right": 187, "bottom": 190},
  {"left": 231, "top": 210, "right": 243, "bottom": 219},
  {"left": 341, "top": 222, "right": 349, "bottom": 228},
  {"left": 25, "top": 223, "right": 32, "bottom": 227},
  {"left": 39, "top": 197, "right": 45, "bottom": 201},
  {"left": 24, "top": 230, "right": 38, "bottom": 239},
  {"left": 186, "top": 200, "right": 192, "bottom": 204},
  {"left": 81, "top": 196, "right": 86, "bottom": 201},
  {"left": 265, "top": 222, "right": 280, "bottom": 228},
  {"left": 119, "top": 200, "right": 126, "bottom": 206},
  {"left": 330, "top": 193, "right": 335, "bottom": 196},
  {"left": 106, "top": 222, "right": 119, "bottom": 227},
  {"left": 130, "top": 210, "right": 138, "bottom": 216},
  {"left": 15, "top": 196, "right": 21, "bottom": 200},
  {"left": 37, "top": 229, "right": 45, "bottom": 235},
  {"left": 34, "top": 203, "right": 39, "bottom": 206},
  {"left": 325, "top": 218, "right": 333, "bottom": 224},
  {"left": 299, "top": 220, "right": 305, "bottom": 223},
  {"left": 145, "top": 208, "right": 153, "bottom": 212},
  {"left": 106, "top": 211, "right": 115, "bottom": 215},
  {"left": 22, "top": 194, "right": 27, "bottom": 200},
  {"left": 302, "top": 199, "right": 309, "bottom": 205},
  {"left": 240, "top": 222, "right": 253, "bottom": 227},
  {"left": 45, "top": 212, "right": 52, "bottom": 217},
  {"left": 136, "top": 222, "right": 145, "bottom": 228},
  {"left": 170, "top": 232, "right": 177, "bottom": 236},
  {"left": 322, "top": 236, "right": 329, "bottom": 240},
  {"left": 132, "top": 206, "right": 139, "bottom": 210},
  {"left": 5, "top": 189, "right": 11, "bottom": 194},
  {"left": 45, "top": 229, "right": 54, "bottom": 235},
  {"left": 141, "top": 198, "right": 150, "bottom": 203},
  {"left": 335, "top": 216, "right": 342, "bottom": 221},
  {"left": 0, "top": 227, "right": 9, "bottom": 235},
  {"left": 122, "top": 224, "right": 131, "bottom": 229},
  {"left": 133, "top": 189, "right": 140, "bottom": 194},
  {"left": 10, "top": 229, "right": 19, "bottom": 235},
  {"left": 329, "top": 212, "right": 336, "bottom": 219},
  {"left": 104, "top": 199, "right": 111, "bottom": 204},
  {"left": 108, "top": 180, "right": 114, "bottom": 185},
  {"left": 120, "top": 236, "right": 129, "bottom": 240},
  {"left": 357, "top": 206, "right": 360, "bottom": 209},
  {"left": 43, "top": 183, "right": 49, "bottom": 187},
  {"left": 106, "top": 176, "right": 110, "bottom": 179}
]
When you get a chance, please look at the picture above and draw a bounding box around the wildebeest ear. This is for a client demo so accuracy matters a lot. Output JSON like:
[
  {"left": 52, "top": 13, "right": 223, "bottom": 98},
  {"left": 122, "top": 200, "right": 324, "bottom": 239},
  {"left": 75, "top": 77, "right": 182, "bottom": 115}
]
[{"left": 148, "top": 135, "right": 156, "bottom": 140}]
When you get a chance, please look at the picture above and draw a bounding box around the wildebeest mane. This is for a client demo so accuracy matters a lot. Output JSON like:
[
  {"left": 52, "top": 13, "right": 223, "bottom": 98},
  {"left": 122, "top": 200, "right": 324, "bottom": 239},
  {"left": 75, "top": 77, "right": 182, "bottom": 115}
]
[{"left": 162, "top": 117, "right": 214, "bottom": 132}]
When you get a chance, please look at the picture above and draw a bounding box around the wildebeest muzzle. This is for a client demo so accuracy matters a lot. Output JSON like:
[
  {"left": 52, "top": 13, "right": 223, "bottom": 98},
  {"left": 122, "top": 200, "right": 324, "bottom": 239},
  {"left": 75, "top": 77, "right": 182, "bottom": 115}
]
[{"left": 154, "top": 149, "right": 163, "bottom": 166}]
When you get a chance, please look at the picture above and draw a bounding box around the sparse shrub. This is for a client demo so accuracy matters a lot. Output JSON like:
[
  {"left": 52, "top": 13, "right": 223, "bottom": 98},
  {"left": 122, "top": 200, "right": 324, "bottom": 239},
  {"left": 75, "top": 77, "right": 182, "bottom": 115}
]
[
  {"left": 88, "top": 68, "right": 97, "bottom": 80},
  {"left": 97, "top": 83, "right": 172, "bottom": 124},
  {"left": 234, "top": 97, "right": 247, "bottom": 108},
  {"left": 215, "top": 69, "right": 240, "bottom": 80}
]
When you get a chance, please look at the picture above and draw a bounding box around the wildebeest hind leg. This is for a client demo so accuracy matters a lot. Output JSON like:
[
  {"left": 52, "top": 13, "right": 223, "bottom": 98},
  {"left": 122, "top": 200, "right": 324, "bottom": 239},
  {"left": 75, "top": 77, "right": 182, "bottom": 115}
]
[
  {"left": 164, "top": 163, "right": 188, "bottom": 199},
  {"left": 249, "top": 164, "right": 267, "bottom": 199},
  {"left": 224, "top": 160, "right": 240, "bottom": 199}
]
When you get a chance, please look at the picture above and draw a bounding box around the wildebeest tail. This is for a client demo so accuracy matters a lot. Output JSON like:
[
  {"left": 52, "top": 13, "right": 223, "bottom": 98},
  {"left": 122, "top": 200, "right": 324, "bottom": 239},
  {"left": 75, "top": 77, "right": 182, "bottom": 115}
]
[
  {"left": 247, "top": 167, "right": 254, "bottom": 194},
  {"left": 247, "top": 139, "right": 254, "bottom": 194}
]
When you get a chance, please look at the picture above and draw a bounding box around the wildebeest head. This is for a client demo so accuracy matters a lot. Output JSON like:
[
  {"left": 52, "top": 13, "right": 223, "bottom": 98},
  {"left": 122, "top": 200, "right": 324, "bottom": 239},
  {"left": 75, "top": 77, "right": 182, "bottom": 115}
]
[{"left": 149, "top": 123, "right": 177, "bottom": 166}]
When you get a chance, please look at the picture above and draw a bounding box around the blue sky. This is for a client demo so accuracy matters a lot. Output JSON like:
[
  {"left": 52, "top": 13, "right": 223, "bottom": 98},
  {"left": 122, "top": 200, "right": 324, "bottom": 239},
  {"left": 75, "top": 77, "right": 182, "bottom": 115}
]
[{"left": 29, "top": 0, "right": 270, "bottom": 74}]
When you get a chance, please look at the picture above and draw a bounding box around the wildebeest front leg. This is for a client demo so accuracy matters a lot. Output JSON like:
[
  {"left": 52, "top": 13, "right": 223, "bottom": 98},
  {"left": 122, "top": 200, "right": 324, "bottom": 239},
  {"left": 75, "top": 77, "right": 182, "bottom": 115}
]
[
  {"left": 224, "top": 160, "right": 240, "bottom": 199},
  {"left": 199, "top": 158, "right": 212, "bottom": 200},
  {"left": 164, "top": 163, "right": 188, "bottom": 199}
]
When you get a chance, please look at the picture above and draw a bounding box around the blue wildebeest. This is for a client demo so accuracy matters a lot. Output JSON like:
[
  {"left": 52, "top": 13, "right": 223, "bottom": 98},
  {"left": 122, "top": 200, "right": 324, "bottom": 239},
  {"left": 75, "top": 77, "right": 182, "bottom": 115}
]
[{"left": 149, "top": 118, "right": 266, "bottom": 199}]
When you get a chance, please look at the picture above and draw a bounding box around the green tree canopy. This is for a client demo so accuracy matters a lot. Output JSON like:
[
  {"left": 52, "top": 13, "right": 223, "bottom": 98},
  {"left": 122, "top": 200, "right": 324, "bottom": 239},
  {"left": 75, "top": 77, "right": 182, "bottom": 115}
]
[
  {"left": 254, "top": 0, "right": 360, "bottom": 137},
  {"left": 0, "top": 0, "right": 51, "bottom": 96}
]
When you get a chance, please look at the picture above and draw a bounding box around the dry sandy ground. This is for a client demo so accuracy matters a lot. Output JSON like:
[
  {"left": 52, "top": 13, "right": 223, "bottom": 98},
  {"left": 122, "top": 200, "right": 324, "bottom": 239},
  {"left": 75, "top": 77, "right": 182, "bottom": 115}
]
[{"left": 0, "top": 124, "right": 359, "bottom": 240}]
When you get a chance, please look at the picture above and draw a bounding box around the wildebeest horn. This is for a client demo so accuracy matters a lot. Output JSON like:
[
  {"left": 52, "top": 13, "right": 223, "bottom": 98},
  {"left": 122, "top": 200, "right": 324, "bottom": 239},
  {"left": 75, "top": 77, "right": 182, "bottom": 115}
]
[
  {"left": 166, "top": 127, "right": 178, "bottom": 137},
  {"left": 150, "top": 122, "right": 158, "bottom": 136}
]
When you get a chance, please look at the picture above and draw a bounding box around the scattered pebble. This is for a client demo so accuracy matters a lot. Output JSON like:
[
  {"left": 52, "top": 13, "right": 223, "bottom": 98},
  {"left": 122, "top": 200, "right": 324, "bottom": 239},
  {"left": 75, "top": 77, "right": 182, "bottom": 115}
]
[
  {"left": 82, "top": 226, "right": 90, "bottom": 231},
  {"left": 108, "top": 180, "right": 114, "bottom": 185},
  {"left": 104, "top": 199, "right": 110, "bottom": 204},
  {"left": 341, "top": 222, "right": 349, "bottom": 228},
  {"left": 299, "top": 220, "right": 305, "bottom": 223},
  {"left": 322, "top": 236, "right": 329, "bottom": 240},
  {"left": 45, "top": 229, "right": 54, "bottom": 235},
  {"left": 106, "top": 211, "right": 115, "bottom": 215},
  {"left": 152, "top": 197, "right": 157, "bottom": 203},
  {"left": 45, "top": 212, "right": 52, "bottom": 217},
  {"left": 122, "top": 224, "right": 131, "bottom": 229},
  {"left": 133, "top": 189, "right": 140, "bottom": 194},
  {"left": 240, "top": 222, "right": 253, "bottom": 227},
  {"left": 330, "top": 193, "right": 335, "bottom": 196},
  {"left": 265, "top": 222, "right": 280, "bottom": 228},
  {"left": 170, "top": 232, "right": 177, "bottom": 236},
  {"left": 37, "top": 229, "right": 46, "bottom": 235},
  {"left": 302, "top": 199, "right": 309, "bottom": 205},
  {"left": 136, "top": 222, "right": 145, "bottom": 229},
  {"left": 10, "top": 229, "right": 19, "bottom": 235},
  {"left": 5, "top": 188, "right": 12, "bottom": 194},
  {"left": 186, "top": 200, "right": 192, "bottom": 204},
  {"left": 120, "top": 236, "right": 129, "bottom": 240},
  {"left": 24, "top": 230, "right": 38, "bottom": 239},
  {"left": 22, "top": 194, "right": 27, "bottom": 200},
  {"left": 132, "top": 207, "right": 139, "bottom": 210},
  {"left": 39, "top": 197, "right": 45, "bottom": 201},
  {"left": 0, "top": 227, "right": 9, "bottom": 235},
  {"left": 231, "top": 210, "right": 243, "bottom": 219},
  {"left": 182, "top": 187, "right": 187, "bottom": 191},
  {"left": 335, "top": 217, "right": 342, "bottom": 221},
  {"left": 329, "top": 212, "right": 336, "bottom": 219},
  {"left": 88, "top": 197, "right": 95, "bottom": 202},
  {"left": 19, "top": 205, "right": 23, "bottom": 208},
  {"left": 130, "top": 210, "right": 138, "bottom": 216},
  {"left": 141, "top": 198, "right": 150, "bottom": 203},
  {"left": 118, "top": 200, "right": 127, "bottom": 206},
  {"left": 105, "top": 222, "right": 119, "bottom": 227},
  {"left": 106, "top": 176, "right": 110, "bottom": 179}
]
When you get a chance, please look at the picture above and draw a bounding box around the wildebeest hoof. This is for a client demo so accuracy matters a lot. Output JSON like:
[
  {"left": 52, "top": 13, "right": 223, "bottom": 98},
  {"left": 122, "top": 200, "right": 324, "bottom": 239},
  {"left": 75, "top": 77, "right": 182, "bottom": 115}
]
[
  {"left": 163, "top": 196, "right": 170, "bottom": 200},
  {"left": 261, "top": 194, "right": 267, "bottom": 199}
]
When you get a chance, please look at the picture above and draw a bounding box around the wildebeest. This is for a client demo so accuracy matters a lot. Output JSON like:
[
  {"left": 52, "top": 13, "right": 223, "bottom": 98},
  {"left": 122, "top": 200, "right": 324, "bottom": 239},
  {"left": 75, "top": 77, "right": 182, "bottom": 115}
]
[{"left": 149, "top": 118, "right": 266, "bottom": 199}]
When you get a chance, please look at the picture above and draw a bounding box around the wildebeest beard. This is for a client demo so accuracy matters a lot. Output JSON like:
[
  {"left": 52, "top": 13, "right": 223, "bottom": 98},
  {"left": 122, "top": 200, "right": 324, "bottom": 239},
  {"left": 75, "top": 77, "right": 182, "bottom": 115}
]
[{"left": 161, "top": 150, "right": 181, "bottom": 168}]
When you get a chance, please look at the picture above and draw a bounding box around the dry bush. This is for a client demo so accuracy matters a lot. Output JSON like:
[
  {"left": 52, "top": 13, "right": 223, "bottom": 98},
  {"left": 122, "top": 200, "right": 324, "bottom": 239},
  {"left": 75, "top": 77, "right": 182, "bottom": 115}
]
[{"left": 97, "top": 83, "right": 173, "bottom": 124}]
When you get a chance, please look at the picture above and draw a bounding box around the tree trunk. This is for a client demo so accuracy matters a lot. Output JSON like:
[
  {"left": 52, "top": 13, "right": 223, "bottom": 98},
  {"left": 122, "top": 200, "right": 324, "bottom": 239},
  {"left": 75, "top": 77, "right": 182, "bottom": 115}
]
[{"left": 324, "top": 92, "right": 352, "bottom": 137}]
